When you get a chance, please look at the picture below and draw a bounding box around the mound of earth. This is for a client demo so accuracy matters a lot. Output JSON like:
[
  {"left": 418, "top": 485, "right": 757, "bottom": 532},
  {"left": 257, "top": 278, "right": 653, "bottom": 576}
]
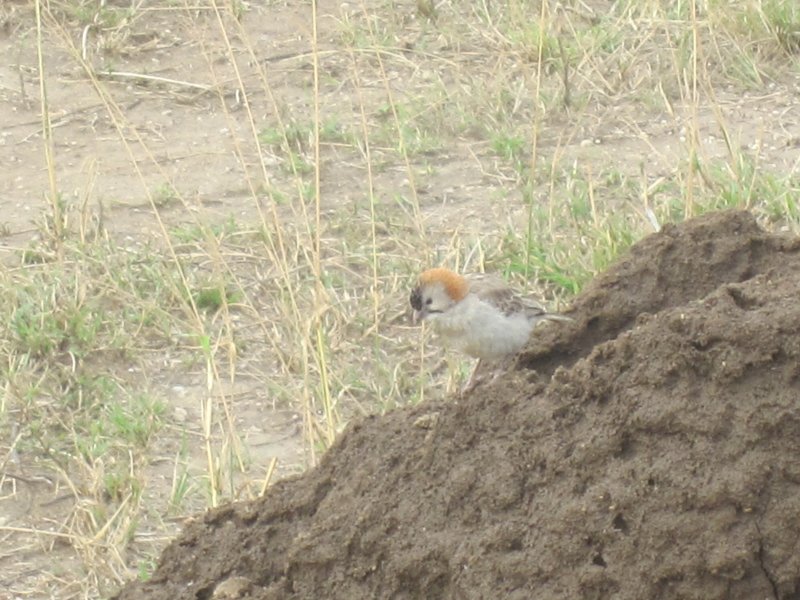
[{"left": 115, "top": 211, "right": 800, "bottom": 600}]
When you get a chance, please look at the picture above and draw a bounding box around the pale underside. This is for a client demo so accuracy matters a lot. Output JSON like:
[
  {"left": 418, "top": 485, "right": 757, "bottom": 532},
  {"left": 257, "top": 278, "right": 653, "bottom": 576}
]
[{"left": 428, "top": 275, "right": 564, "bottom": 361}]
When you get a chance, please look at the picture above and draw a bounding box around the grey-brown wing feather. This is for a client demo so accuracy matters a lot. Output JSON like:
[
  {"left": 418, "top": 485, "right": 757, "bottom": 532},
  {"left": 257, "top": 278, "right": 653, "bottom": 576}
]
[{"left": 466, "top": 273, "right": 566, "bottom": 321}]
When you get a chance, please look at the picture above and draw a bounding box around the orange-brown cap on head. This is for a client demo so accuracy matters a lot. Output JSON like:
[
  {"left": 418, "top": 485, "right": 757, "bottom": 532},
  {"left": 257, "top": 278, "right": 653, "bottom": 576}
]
[{"left": 418, "top": 267, "right": 469, "bottom": 302}]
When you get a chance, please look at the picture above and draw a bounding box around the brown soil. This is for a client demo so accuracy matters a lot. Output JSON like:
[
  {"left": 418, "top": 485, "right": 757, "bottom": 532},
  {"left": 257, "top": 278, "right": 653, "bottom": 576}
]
[{"left": 113, "top": 210, "right": 800, "bottom": 600}]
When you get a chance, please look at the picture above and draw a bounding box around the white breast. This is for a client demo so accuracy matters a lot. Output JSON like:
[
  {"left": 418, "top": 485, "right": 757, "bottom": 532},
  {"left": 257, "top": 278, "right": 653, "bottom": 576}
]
[{"left": 429, "top": 295, "right": 534, "bottom": 360}]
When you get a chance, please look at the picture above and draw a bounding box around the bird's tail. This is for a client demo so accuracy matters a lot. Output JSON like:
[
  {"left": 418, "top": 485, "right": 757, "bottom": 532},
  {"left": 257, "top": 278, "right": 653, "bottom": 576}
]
[
  {"left": 530, "top": 311, "right": 574, "bottom": 327},
  {"left": 542, "top": 312, "right": 573, "bottom": 323}
]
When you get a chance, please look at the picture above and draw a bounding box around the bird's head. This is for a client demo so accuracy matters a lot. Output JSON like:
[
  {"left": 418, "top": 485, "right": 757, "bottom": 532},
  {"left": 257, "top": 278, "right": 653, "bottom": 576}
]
[{"left": 410, "top": 268, "right": 469, "bottom": 323}]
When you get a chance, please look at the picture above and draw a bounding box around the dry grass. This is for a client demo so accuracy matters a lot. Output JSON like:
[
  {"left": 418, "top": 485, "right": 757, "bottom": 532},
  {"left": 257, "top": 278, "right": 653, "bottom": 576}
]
[{"left": 0, "top": 0, "right": 799, "bottom": 597}]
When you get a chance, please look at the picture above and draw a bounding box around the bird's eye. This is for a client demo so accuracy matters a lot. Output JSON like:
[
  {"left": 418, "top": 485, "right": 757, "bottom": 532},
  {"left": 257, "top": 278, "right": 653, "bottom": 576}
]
[{"left": 425, "top": 298, "right": 433, "bottom": 305}]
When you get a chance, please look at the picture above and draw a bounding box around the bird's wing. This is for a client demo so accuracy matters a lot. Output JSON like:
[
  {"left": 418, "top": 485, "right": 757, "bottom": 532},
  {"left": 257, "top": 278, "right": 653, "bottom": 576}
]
[{"left": 466, "top": 273, "right": 548, "bottom": 318}]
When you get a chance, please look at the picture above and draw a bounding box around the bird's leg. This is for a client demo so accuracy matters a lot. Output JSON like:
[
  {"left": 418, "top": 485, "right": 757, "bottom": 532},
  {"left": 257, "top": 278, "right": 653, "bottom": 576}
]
[
  {"left": 462, "top": 357, "right": 514, "bottom": 394},
  {"left": 461, "top": 359, "right": 483, "bottom": 394},
  {"left": 489, "top": 355, "right": 515, "bottom": 384}
]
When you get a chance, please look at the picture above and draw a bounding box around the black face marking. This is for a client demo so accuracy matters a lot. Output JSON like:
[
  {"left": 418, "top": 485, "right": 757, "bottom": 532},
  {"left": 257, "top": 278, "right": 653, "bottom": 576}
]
[{"left": 410, "top": 287, "right": 423, "bottom": 311}]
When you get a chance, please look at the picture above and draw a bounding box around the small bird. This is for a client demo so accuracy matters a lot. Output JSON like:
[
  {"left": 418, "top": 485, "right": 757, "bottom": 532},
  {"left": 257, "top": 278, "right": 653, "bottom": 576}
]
[{"left": 410, "top": 267, "right": 571, "bottom": 390}]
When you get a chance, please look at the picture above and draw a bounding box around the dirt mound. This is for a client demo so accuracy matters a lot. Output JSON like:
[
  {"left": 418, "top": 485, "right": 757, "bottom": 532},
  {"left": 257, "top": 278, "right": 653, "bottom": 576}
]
[{"left": 115, "top": 211, "right": 800, "bottom": 600}]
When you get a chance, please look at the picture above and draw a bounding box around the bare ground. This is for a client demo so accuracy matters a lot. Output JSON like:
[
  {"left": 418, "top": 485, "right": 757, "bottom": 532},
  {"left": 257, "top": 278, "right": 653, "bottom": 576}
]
[
  {"left": 1, "top": 1, "right": 800, "bottom": 598},
  {"left": 114, "top": 211, "right": 800, "bottom": 599}
]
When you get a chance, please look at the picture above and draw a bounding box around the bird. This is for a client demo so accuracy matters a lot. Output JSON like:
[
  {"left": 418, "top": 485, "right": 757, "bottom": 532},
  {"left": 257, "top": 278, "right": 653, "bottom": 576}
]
[{"left": 409, "top": 267, "right": 571, "bottom": 391}]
